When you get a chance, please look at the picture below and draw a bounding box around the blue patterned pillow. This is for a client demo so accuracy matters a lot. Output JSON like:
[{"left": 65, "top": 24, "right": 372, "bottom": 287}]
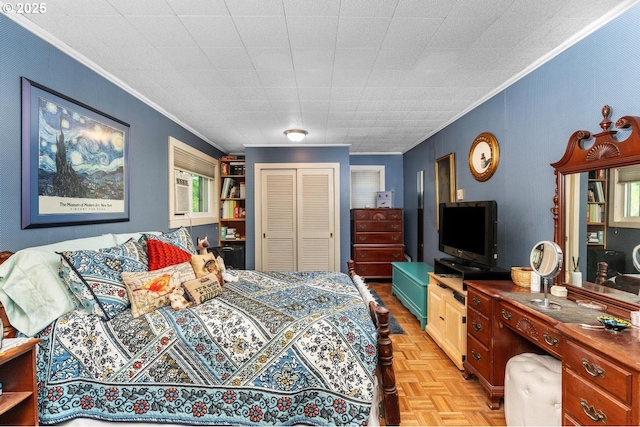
[
  {"left": 58, "top": 250, "right": 147, "bottom": 320},
  {"left": 139, "top": 227, "right": 197, "bottom": 255},
  {"left": 99, "top": 238, "right": 149, "bottom": 266}
]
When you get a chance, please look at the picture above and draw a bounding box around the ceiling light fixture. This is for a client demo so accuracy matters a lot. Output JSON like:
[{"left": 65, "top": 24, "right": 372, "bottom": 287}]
[{"left": 284, "top": 129, "right": 308, "bottom": 142}]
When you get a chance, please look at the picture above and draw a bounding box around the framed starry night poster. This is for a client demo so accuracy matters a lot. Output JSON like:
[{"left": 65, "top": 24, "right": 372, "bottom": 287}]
[{"left": 21, "top": 77, "right": 130, "bottom": 228}]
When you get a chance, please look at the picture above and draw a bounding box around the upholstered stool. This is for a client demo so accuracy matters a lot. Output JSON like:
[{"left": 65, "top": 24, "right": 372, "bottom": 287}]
[{"left": 504, "top": 353, "right": 562, "bottom": 426}]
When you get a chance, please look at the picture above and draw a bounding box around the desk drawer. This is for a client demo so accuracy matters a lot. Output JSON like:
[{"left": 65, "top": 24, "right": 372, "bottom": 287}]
[
  {"left": 353, "top": 232, "right": 402, "bottom": 244},
  {"left": 498, "top": 302, "right": 562, "bottom": 358},
  {"left": 563, "top": 369, "right": 631, "bottom": 426},
  {"left": 468, "top": 289, "right": 492, "bottom": 317},
  {"left": 564, "top": 339, "right": 632, "bottom": 404},
  {"left": 468, "top": 307, "right": 491, "bottom": 346},
  {"left": 467, "top": 334, "right": 490, "bottom": 381}
]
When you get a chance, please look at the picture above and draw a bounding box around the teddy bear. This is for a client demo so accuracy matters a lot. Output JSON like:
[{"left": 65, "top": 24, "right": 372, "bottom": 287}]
[{"left": 169, "top": 285, "right": 192, "bottom": 310}]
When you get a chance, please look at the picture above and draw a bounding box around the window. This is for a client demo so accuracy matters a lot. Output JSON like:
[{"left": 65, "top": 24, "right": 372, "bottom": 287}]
[
  {"left": 168, "top": 137, "right": 218, "bottom": 228},
  {"left": 609, "top": 165, "right": 640, "bottom": 228},
  {"left": 350, "top": 165, "right": 385, "bottom": 208}
]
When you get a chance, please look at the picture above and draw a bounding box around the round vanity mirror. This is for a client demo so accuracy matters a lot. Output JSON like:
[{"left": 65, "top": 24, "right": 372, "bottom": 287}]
[{"left": 530, "top": 240, "right": 563, "bottom": 310}]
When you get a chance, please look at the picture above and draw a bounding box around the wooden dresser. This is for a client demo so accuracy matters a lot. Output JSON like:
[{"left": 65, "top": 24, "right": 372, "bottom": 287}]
[
  {"left": 463, "top": 279, "right": 640, "bottom": 425},
  {"left": 351, "top": 208, "right": 404, "bottom": 279}
]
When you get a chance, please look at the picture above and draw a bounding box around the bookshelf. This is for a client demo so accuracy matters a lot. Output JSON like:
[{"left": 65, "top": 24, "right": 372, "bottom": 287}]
[
  {"left": 586, "top": 169, "right": 608, "bottom": 247},
  {"left": 219, "top": 156, "right": 246, "bottom": 252}
]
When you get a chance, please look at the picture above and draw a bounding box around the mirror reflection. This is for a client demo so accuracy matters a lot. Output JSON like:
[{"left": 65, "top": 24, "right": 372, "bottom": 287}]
[{"left": 565, "top": 165, "right": 640, "bottom": 297}]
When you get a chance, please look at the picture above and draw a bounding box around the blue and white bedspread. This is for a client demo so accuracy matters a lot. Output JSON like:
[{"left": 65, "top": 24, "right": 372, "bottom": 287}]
[{"left": 34, "top": 270, "right": 378, "bottom": 425}]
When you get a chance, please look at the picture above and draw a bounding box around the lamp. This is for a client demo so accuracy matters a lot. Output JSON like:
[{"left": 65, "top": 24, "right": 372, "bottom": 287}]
[{"left": 284, "top": 129, "right": 307, "bottom": 142}]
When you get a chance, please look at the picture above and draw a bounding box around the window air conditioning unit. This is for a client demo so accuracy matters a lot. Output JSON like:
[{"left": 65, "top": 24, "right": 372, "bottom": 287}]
[{"left": 174, "top": 170, "right": 190, "bottom": 214}]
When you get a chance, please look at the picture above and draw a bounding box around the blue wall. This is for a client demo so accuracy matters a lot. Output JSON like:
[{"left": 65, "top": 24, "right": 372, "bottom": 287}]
[
  {"left": 0, "top": 15, "right": 224, "bottom": 251},
  {"left": 405, "top": 4, "right": 640, "bottom": 270}
]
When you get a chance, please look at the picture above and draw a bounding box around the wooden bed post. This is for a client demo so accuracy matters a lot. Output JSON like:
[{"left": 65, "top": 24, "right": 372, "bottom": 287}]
[{"left": 347, "top": 260, "right": 400, "bottom": 426}]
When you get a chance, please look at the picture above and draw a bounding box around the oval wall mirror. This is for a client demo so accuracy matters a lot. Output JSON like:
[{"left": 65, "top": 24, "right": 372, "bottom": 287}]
[{"left": 530, "top": 240, "right": 563, "bottom": 310}]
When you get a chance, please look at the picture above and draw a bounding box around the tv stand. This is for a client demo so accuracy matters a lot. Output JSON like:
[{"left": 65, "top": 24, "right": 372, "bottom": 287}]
[{"left": 434, "top": 258, "right": 510, "bottom": 287}]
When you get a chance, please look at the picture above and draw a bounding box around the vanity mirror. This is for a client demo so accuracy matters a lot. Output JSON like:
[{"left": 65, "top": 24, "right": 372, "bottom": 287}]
[
  {"left": 552, "top": 105, "right": 640, "bottom": 316},
  {"left": 530, "top": 240, "right": 563, "bottom": 310}
]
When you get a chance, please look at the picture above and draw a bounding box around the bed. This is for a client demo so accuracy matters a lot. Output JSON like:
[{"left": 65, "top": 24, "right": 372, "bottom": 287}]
[{"left": 0, "top": 229, "right": 399, "bottom": 426}]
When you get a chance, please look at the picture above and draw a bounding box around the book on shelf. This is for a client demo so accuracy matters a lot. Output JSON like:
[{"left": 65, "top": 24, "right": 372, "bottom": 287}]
[
  {"left": 588, "top": 181, "right": 605, "bottom": 202},
  {"left": 239, "top": 182, "right": 246, "bottom": 198},
  {"left": 220, "top": 226, "right": 227, "bottom": 240},
  {"left": 221, "top": 178, "right": 239, "bottom": 198}
]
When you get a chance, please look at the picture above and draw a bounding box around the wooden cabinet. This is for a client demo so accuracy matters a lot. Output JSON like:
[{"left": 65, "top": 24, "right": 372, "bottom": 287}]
[
  {"left": 351, "top": 208, "right": 404, "bottom": 279},
  {"left": 0, "top": 339, "right": 41, "bottom": 426},
  {"left": 426, "top": 273, "right": 467, "bottom": 369},
  {"left": 557, "top": 323, "right": 640, "bottom": 426},
  {"left": 219, "top": 156, "right": 245, "bottom": 266}
]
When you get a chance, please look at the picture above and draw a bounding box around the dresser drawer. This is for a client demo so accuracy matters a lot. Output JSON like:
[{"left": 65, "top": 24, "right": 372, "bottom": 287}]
[
  {"left": 351, "top": 209, "right": 402, "bottom": 221},
  {"left": 467, "top": 334, "right": 491, "bottom": 381},
  {"left": 354, "top": 262, "right": 393, "bottom": 278},
  {"left": 353, "top": 245, "right": 404, "bottom": 262},
  {"left": 564, "top": 339, "right": 632, "bottom": 404},
  {"left": 354, "top": 221, "right": 402, "bottom": 233},
  {"left": 467, "top": 307, "right": 491, "bottom": 346},
  {"left": 353, "top": 231, "right": 402, "bottom": 244},
  {"left": 468, "top": 289, "right": 492, "bottom": 317},
  {"left": 498, "top": 302, "right": 562, "bottom": 358},
  {"left": 563, "top": 368, "right": 631, "bottom": 426}
]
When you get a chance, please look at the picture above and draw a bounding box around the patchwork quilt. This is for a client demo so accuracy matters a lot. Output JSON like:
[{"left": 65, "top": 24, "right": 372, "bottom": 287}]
[{"left": 34, "top": 270, "right": 378, "bottom": 425}]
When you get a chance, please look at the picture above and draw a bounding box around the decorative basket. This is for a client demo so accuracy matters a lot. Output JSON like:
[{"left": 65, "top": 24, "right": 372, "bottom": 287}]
[{"left": 511, "top": 267, "right": 532, "bottom": 288}]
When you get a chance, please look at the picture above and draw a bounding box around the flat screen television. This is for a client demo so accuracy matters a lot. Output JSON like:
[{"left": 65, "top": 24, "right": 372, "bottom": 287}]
[{"left": 438, "top": 200, "right": 498, "bottom": 268}]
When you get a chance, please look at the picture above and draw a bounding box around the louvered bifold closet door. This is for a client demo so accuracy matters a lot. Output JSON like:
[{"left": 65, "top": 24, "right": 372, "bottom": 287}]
[
  {"left": 297, "top": 169, "right": 334, "bottom": 271},
  {"left": 261, "top": 169, "right": 297, "bottom": 271}
]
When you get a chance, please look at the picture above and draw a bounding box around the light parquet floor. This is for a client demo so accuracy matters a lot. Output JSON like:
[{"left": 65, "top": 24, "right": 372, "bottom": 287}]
[{"left": 369, "top": 282, "right": 506, "bottom": 427}]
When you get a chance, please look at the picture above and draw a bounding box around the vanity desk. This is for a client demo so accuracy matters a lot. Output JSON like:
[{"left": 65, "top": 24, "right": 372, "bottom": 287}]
[{"left": 463, "top": 279, "right": 640, "bottom": 425}]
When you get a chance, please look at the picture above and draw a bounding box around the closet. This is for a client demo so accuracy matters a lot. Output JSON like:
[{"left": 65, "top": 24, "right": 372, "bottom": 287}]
[{"left": 255, "top": 163, "right": 340, "bottom": 271}]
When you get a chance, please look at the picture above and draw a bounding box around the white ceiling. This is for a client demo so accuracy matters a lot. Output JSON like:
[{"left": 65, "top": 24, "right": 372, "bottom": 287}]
[{"left": 6, "top": 0, "right": 640, "bottom": 154}]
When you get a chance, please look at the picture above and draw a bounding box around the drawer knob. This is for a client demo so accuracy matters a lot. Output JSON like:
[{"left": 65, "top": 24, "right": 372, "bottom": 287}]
[
  {"left": 471, "top": 349, "right": 482, "bottom": 361},
  {"left": 581, "top": 358, "right": 605, "bottom": 378},
  {"left": 580, "top": 398, "right": 607, "bottom": 423},
  {"left": 472, "top": 297, "right": 481, "bottom": 306},
  {"left": 472, "top": 320, "right": 482, "bottom": 332},
  {"left": 393, "top": 253, "right": 401, "bottom": 258},
  {"left": 391, "top": 224, "right": 400, "bottom": 230},
  {"left": 543, "top": 332, "right": 559, "bottom": 347},
  {"left": 501, "top": 309, "right": 512, "bottom": 321}
]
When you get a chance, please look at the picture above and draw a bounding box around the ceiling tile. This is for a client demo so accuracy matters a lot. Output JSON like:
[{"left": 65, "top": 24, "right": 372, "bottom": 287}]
[
  {"left": 126, "top": 16, "right": 197, "bottom": 48},
  {"left": 287, "top": 16, "right": 338, "bottom": 48},
  {"left": 336, "top": 17, "right": 391, "bottom": 48},
  {"left": 233, "top": 16, "right": 289, "bottom": 48},
  {"left": 202, "top": 48, "right": 254, "bottom": 70},
  {"left": 225, "top": 0, "right": 285, "bottom": 16},
  {"left": 283, "top": 0, "right": 341, "bottom": 16},
  {"left": 180, "top": 16, "right": 244, "bottom": 48},
  {"left": 340, "top": 0, "right": 399, "bottom": 17},
  {"left": 167, "top": 0, "right": 230, "bottom": 16},
  {"left": 247, "top": 48, "right": 295, "bottom": 71}
]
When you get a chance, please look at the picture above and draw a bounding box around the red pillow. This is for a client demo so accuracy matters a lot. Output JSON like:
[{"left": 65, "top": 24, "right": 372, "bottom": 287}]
[{"left": 146, "top": 239, "right": 192, "bottom": 271}]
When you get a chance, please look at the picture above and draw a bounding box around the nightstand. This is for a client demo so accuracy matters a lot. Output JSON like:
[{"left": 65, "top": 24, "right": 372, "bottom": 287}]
[{"left": 0, "top": 338, "right": 41, "bottom": 426}]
